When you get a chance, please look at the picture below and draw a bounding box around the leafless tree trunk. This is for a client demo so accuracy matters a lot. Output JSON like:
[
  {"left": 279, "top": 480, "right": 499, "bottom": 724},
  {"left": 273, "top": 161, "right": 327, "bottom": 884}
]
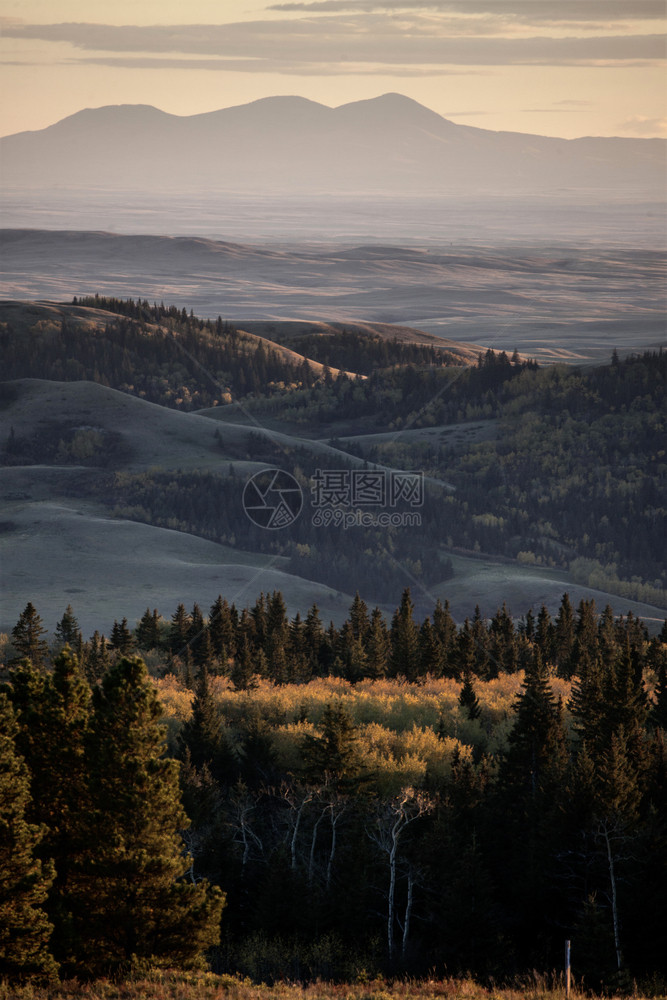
[
  {"left": 602, "top": 823, "right": 623, "bottom": 972},
  {"left": 368, "top": 787, "right": 432, "bottom": 961}
]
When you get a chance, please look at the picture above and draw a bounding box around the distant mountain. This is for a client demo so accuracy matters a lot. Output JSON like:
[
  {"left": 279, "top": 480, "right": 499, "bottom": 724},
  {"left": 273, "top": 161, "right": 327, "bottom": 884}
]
[{"left": 1, "top": 93, "right": 664, "bottom": 197}]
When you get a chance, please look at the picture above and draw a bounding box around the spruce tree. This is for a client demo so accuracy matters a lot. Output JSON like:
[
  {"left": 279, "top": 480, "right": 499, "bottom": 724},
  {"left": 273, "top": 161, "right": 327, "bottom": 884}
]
[
  {"left": 389, "top": 588, "right": 420, "bottom": 680},
  {"left": 8, "top": 651, "right": 92, "bottom": 969},
  {"left": 11, "top": 602, "right": 49, "bottom": 668},
  {"left": 135, "top": 608, "right": 161, "bottom": 652},
  {"left": 459, "top": 667, "right": 482, "bottom": 721},
  {"left": 433, "top": 598, "right": 457, "bottom": 676},
  {"left": 188, "top": 603, "right": 211, "bottom": 669},
  {"left": 366, "top": 607, "right": 389, "bottom": 679},
  {"left": 0, "top": 694, "right": 58, "bottom": 982},
  {"left": 79, "top": 656, "right": 224, "bottom": 975},
  {"left": 554, "top": 592, "right": 575, "bottom": 677},
  {"left": 109, "top": 617, "right": 134, "bottom": 655},
  {"left": 501, "top": 648, "right": 566, "bottom": 802},
  {"left": 178, "top": 667, "right": 226, "bottom": 774},
  {"left": 301, "top": 701, "right": 362, "bottom": 791},
  {"left": 169, "top": 603, "right": 191, "bottom": 655},
  {"left": 54, "top": 604, "right": 81, "bottom": 651}
]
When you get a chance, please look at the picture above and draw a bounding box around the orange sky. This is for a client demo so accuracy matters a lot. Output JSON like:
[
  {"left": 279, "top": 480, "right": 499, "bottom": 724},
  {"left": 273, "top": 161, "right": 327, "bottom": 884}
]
[{"left": 1, "top": 0, "right": 665, "bottom": 138}]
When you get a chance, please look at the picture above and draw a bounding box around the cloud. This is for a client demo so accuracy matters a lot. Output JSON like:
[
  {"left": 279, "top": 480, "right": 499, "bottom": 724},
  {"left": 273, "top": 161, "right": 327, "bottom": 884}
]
[
  {"left": 270, "top": 0, "right": 666, "bottom": 25},
  {"left": 617, "top": 114, "right": 667, "bottom": 136},
  {"left": 2, "top": 19, "right": 664, "bottom": 71}
]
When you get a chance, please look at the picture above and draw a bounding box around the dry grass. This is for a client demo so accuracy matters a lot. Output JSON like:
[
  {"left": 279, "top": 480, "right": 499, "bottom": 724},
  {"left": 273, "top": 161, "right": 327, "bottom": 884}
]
[{"left": 0, "top": 971, "right": 651, "bottom": 1000}]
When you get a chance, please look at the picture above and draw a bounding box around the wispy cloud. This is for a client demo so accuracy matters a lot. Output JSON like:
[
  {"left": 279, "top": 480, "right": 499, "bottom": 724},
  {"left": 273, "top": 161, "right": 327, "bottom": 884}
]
[
  {"left": 270, "top": 0, "right": 666, "bottom": 26},
  {"left": 618, "top": 114, "right": 667, "bottom": 136},
  {"left": 1, "top": 18, "right": 663, "bottom": 72}
]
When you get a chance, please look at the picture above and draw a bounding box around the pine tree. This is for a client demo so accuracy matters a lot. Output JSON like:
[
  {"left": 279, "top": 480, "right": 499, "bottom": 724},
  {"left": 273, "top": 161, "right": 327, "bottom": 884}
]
[
  {"left": 0, "top": 693, "right": 58, "bottom": 982},
  {"left": 348, "top": 592, "right": 370, "bottom": 644},
  {"left": 11, "top": 602, "right": 49, "bottom": 668},
  {"left": 554, "top": 592, "right": 575, "bottom": 677},
  {"left": 459, "top": 667, "right": 482, "bottom": 721},
  {"left": 54, "top": 604, "right": 82, "bottom": 651},
  {"left": 229, "top": 635, "right": 259, "bottom": 692},
  {"left": 389, "top": 588, "right": 420, "bottom": 680},
  {"left": 501, "top": 648, "right": 566, "bottom": 802},
  {"left": 109, "top": 617, "right": 134, "bottom": 655},
  {"left": 178, "top": 667, "right": 227, "bottom": 776},
  {"left": 419, "top": 617, "right": 444, "bottom": 677},
  {"left": 135, "top": 608, "right": 161, "bottom": 651},
  {"left": 169, "top": 602, "right": 191, "bottom": 655},
  {"left": 188, "top": 604, "right": 211, "bottom": 670},
  {"left": 535, "top": 604, "right": 554, "bottom": 664},
  {"left": 8, "top": 650, "right": 92, "bottom": 968},
  {"left": 301, "top": 702, "right": 362, "bottom": 790},
  {"left": 208, "top": 595, "right": 236, "bottom": 662},
  {"left": 79, "top": 656, "right": 224, "bottom": 975},
  {"left": 432, "top": 598, "right": 457, "bottom": 677},
  {"left": 366, "top": 607, "right": 389, "bottom": 679},
  {"left": 85, "top": 630, "right": 110, "bottom": 683}
]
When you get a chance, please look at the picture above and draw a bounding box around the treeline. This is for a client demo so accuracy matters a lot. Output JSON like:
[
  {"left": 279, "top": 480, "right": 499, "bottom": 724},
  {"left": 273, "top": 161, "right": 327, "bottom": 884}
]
[
  {"left": 255, "top": 347, "right": 538, "bottom": 429},
  {"left": 3, "top": 593, "right": 667, "bottom": 991},
  {"left": 0, "top": 297, "right": 320, "bottom": 412},
  {"left": 8, "top": 590, "right": 664, "bottom": 690},
  {"left": 274, "top": 327, "right": 467, "bottom": 374}
]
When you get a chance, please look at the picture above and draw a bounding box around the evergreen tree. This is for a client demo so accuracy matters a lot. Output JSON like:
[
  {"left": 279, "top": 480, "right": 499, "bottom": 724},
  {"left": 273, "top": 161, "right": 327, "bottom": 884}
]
[
  {"left": 79, "top": 656, "right": 224, "bottom": 975},
  {"left": 169, "top": 603, "right": 191, "bottom": 656},
  {"left": 54, "top": 604, "right": 81, "bottom": 651},
  {"left": 456, "top": 618, "right": 475, "bottom": 680},
  {"left": 178, "top": 667, "right": 225, "bottom": 774},
  {"left": 208, "top": 595, "right": 236, "bottom": 663},
  {"left": 109, "top": 617, "right": 134, "bottom": 655},
  {"left": 301, "top": 702, "right": 362, "bottom": 791},
  {"left": 389, "top": 588, "right": 420, "bottom": 680},
  {"left": 418, "top": 617, "right": 444, "bottom": 677},
  {"left": 432, "top": 598, "right": 457, "bottom": 676},
  {"left": 8, "top": 651, "right": 92, "bottom": 968},
  {"left": 188, "top": 603, "right": 211, "bottom": 670},
  {"left": 11, "top": 602, "right": 49, "bottom": 668},
  {"left": 348, "top": 592, "right": 370, "bottom": 644},
  {"left": 85, "top": 630, "right": 110, "bottom": 683},
  {"left": 501, "top": 648, "right": 567, "bottom": 802},
  {"left": 366, "top": 607, "right": 389, "bottom": 679},
  {"left": 303, "top": 603, "right": 325, "bottom": 673},
  {"left": 554, "top": 592, "right": 575, "bottom": 677},
  {"left": 459, "top": 667, "right": 482, "bottom": 721},
  {"left": 0, "top": 694, "right": 58, "bottom": 982},
  {"left": 535, "top": 604, "right": 554, "bottom": 664},
  {"left": 135, "top": 608, "right": 161, "bottom": 651}
]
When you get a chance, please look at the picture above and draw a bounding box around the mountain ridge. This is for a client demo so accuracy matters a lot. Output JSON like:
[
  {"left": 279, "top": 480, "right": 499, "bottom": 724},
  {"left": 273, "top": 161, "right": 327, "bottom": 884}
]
[{"left": 2, "top": 93, "right": 663, "bottom": 197}]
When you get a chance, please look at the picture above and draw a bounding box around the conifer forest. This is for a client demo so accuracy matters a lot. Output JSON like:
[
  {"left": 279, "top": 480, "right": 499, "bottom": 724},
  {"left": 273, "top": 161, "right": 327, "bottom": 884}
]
[{"left": 2, "top": 590, "right": 666, "bottom": 994}]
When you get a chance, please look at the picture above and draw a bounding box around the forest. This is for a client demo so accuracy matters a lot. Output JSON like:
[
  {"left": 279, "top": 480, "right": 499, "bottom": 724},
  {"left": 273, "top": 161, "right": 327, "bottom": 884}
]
[
  {"left": 1, "top": 297, "right": 664, "bottom": 606},
  {"left": 2, "top": 590, "right": 666, "bottom": 994}
]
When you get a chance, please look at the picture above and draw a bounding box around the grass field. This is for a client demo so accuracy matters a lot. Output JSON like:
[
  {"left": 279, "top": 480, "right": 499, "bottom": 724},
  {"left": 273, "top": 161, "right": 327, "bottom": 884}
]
[{"left": 0, "top": 971, "right": 649, "bottom": 1000}]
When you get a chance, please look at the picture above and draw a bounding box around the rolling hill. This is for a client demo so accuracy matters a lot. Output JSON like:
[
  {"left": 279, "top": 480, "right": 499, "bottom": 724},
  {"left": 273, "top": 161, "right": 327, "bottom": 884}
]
[{"left": 1, "top": 298, "right": 665, "bottom": 637}]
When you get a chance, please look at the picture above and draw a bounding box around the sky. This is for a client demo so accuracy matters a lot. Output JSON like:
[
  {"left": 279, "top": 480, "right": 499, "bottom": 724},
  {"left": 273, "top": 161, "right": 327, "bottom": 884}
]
[{"left": 1, "top": 0, "right": 665, "bottom": 140}]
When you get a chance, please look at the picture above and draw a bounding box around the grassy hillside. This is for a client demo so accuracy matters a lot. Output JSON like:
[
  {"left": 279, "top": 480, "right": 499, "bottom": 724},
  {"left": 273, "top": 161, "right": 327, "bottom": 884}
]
[{"left": 1, "top": 298, "right": 665, "bottom": 636}]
